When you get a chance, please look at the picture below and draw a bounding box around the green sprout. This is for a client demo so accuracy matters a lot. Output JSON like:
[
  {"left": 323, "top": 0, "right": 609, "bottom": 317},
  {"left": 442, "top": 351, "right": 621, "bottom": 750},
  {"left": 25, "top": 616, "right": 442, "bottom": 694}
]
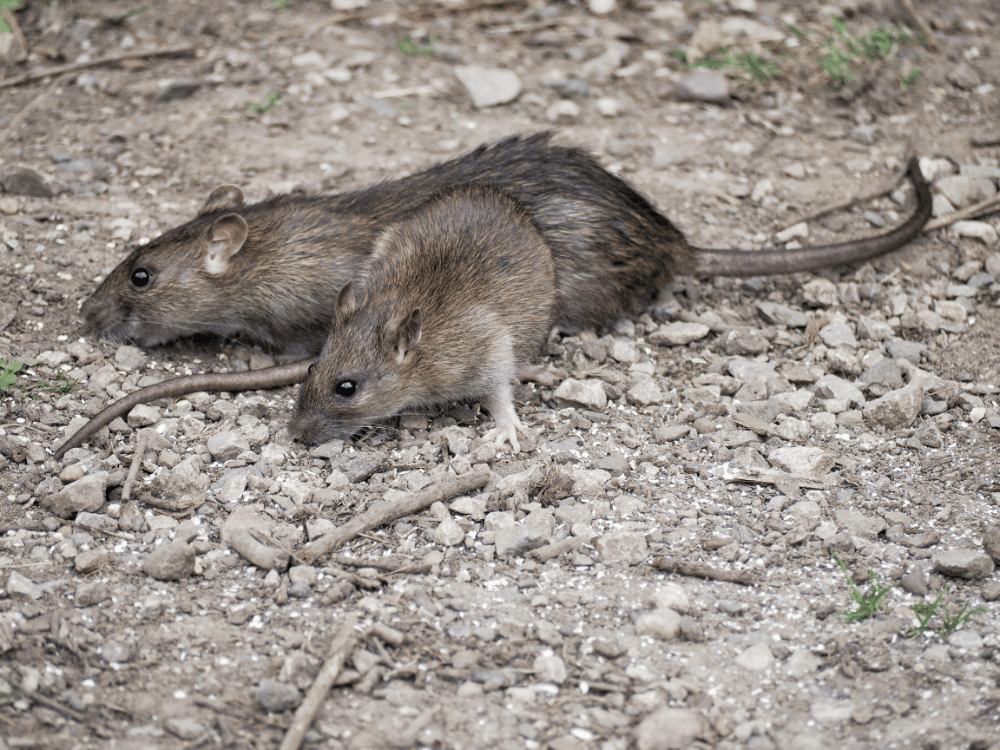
[
  {"left": 397, "top": 34, "right": 436, "bottom": 58},
  {"left": 832, "top": 551, "right": 895, "bottom": 623},
  {"left": 0, "top": 688, "right": 25, "bottom": 705},
  {"left": 901, "top": 69, "right": 922, "bottom": 89},
  {"left": 247, "top": 92, "right": 283, "bottom": 114},
  {"left": 271, "top": 0, "right": 291, "bottom": 9},
  {"left": 907, "top": 586, "right": 987, "bottom": 638},
  {"left": 0, "top": 359, "right": 24, "bottom": 396},
  {"left": 0, "top": 0, "right": 25, "bottom": 33},
  {"left": 113, "top": 5, "right": 149, "bottom": 21}
]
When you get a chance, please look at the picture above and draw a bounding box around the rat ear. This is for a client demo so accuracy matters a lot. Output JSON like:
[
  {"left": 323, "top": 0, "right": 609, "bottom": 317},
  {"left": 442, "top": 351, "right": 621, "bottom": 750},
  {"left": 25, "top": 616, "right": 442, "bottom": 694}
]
[
  {"left": 389, "top": 309, "right": 422, "bottom": 364},
  {"left": 199, "top": 185, "right": 245, "bottom": 215},
  {"left": 335, "top": 281, "right": 358, "bottom": 319},
  {"left": 202, "top": 215, "right": 249, "bottom": 275}
]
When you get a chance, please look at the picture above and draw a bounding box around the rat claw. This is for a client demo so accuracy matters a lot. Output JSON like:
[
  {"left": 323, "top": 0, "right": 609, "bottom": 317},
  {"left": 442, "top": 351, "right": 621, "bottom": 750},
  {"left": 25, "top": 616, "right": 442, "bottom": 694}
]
[{"left": 483, "top": 426, "right": 520, "bottom": 453}]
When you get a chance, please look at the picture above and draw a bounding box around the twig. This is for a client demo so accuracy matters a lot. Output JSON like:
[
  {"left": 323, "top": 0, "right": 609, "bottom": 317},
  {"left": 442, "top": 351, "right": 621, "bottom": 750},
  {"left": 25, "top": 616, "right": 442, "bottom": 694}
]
[
  {"left": 899, "top": 0, "right": 937, "bottom": 51},
  {"left": 25, "top": 689, "right": 87, "bottom": 724},
  {"left": 529, "top": 535, "right": 586, "bottom": 562},
  {"left": 653, "top": 556, "right": 756, "bottom": 586},
  {"left": 279, "top": 613, "right": 359, "bottom": 750},
  {"left": 297, "top": 468, "right": 490, "bottom": 564},
  {"left": 1, "top": 8, "right": 28, "bottom": 58},
  {"left": 69, "top": 518, "right": 133, "bottom": 541},
  {"left": 922, "top": 193, "right": 1000, "bottom": 232},
  {"left": 0, "top": 45, "right": 196, "bottom": 90},
  {"left": 121, "top": 431, "right": 149, "bottom": 503},
  {"left": 971, "top": 133, "right": 1000, "bottom": 148},
  {"left": 776, "top": 148, "right": 914, "bottom": 233}
]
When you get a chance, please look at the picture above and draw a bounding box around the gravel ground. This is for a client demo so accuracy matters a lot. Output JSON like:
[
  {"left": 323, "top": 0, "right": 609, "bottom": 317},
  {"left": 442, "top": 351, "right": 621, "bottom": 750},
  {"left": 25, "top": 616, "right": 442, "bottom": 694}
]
[{"left": 1, "top": 1, "right": 999, "bottom": 749}]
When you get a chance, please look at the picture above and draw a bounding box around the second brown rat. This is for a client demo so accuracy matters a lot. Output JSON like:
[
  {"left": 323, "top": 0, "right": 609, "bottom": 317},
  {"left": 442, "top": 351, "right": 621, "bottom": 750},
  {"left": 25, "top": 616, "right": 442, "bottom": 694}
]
[
  {"left": 288, "top": 184, "right": 557, "bottom": 452},
  {"left": 57, "top": 135, "right": 932, "bottom": 457}
]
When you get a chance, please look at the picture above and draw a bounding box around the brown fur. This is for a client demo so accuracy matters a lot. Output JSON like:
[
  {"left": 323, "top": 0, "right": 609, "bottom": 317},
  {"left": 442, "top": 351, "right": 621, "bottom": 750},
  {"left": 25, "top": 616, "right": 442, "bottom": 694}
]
[{"left": 288, "top": 185, "right": 555, "bottom": 452}]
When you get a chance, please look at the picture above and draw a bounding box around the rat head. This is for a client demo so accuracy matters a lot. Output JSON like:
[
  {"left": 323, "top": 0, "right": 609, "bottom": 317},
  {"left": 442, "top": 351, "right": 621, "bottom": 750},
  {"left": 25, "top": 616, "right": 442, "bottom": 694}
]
[
  {"left": 80, "top": 185, "right": 252, "bottom": 347},
  {"left": 288, "top": 280, "right": 424, "bottom": 445}
]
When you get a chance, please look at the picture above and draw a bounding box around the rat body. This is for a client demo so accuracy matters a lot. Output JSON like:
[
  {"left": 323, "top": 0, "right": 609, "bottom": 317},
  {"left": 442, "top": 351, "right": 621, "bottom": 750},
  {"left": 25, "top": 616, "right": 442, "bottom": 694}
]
[
  {"left": 57, "top": 135, "right": 932, "bottom": 457},
  {"left": 81, "top": 132, "right": 931, "bottom": 357},
  {"left": 287, "top": 185, "right": 556, "bottom": 453}
]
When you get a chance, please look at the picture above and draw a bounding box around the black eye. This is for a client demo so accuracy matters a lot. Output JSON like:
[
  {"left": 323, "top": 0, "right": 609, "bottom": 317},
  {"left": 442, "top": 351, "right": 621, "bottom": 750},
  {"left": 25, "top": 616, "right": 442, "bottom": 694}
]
[
  {"left": 335, "top": 380, "right": 357, "bottom": 398},
  {"left": 307, "top": 363, "right": 316, "bottom": 375},
  {"left": 130, "top": 268, "right": 152, "bottom": 289}
]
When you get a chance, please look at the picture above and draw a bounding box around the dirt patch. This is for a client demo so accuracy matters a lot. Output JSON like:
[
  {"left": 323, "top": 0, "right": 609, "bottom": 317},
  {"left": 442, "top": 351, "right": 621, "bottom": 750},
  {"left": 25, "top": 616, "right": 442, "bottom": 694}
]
[{"left": 1, "top": 1, "right": 999, "bottom": 748}]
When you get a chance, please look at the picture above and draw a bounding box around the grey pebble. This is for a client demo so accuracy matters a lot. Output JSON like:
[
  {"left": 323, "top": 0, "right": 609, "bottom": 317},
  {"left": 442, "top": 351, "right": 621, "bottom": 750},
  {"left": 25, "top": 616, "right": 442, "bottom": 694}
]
[
  {"left": 41, "top": 471, "right": 109, "bottom": 518},
  {"left": 648, "top": 322, "right": 710, "bottom": 346},
  {"left": 757, "top": 301, "right": 807, "bottom": 328},
  {"left": 74, "top": 548, "right": 109, "bottom": 574},
  {"left": 674, "top": 68, "right": 730, "bottom": 105},
  {"left": 207, "top": 430, "right": 250, "bottom": 461},
  {"left": 594, "top": 530, "right": 648, "bottom": 565},
  {"left": 100, "top": 641, "right": 131, "bottom": 664},
  {"left": 982, "top": 526, "right": 1000, "bottom": 564},
  {"left": 74, "top": 580, "right": 110, "bottom": 607},
  {"left": 114, "top": 345, "right": 147, "bottom": 371},
  {"left": 1, "top": 164, "right": 56, "bottom": 197},
  {"left": 932, "top": 549, "right": 995, "bottom": 579},
  {"left": 164, "top": 717, "right": 208, "bottom": 740},
  {"left": 142, "top": 540, "right": 196, "bottom": 581},
  {"left": 818, "top": 322, "right": 857, "bottom": 349},
  {"left": 5, "top": 571, "right": 44, "bottom": 600},
  {"left": 494, "top": 509, "right": 555, "bottom": 557},
  {"left": 552, "top": 378, "right": 608, "bottom": 410},
  {"left": 864, "top": 384, "right": 923, "bottom": 428},
  {"left": 635, "top": 608, "right": 681, "bottom": 641},
  {"left": 126, "top": 404, "right": 160, "bottom": 428},
  {"left": 634, "top": 707, "right": 709, "bottom": 750},
  {"left": 453, "top": 64, "right": 521, "bottom": 108},
  {"left": 256, "top": 678, "right": 302, "bottom": 713}
]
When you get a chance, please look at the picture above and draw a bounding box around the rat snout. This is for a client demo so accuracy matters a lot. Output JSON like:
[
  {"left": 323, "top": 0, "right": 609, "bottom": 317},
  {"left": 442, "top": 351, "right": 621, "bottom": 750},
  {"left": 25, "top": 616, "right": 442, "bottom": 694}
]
[{"left": 286, "top": 407, "right": 357, "bottom": 446}]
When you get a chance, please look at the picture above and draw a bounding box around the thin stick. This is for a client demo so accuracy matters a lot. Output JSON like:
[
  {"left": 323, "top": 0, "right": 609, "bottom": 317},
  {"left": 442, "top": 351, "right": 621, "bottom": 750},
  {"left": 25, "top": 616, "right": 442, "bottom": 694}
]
[
  {"left": 776, "top": 149, "right": 914, "bottom": 233},
  {"left": 899, "top": 0, "right": 937, "bottom": 51},
  {"left": 0, "top": 45, "right": 196, "bottom": 90},
  {"left": 298, "top": 469, "right": 490, "bottom": 564},
  {"left": 1, "top": 8, "right": 28, "bottom": 58},
  {"left": 653, "top": 556, "right": 756, "bottom": 586},
  {"left": 922, "top": 193, "right": 1000, "bottom": 232},
  {"left": 120, "top": 431, "right": 149, "bottom": 503},
  {"left": 279, "top": 613, "right": 359, "bottom": 750}
]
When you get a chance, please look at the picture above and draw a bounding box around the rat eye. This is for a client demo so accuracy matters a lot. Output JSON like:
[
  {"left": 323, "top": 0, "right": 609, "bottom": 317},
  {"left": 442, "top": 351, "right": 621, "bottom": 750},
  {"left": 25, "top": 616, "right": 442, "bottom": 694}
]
[
  {"left": 335, "top": 379, "right": 357, "bottom": 398},
  {"left": 130, "top": 268, "right": 152, "bottom": 289},
  {"left": 307, "top": 363, "right": 316, "bottom": 375}
]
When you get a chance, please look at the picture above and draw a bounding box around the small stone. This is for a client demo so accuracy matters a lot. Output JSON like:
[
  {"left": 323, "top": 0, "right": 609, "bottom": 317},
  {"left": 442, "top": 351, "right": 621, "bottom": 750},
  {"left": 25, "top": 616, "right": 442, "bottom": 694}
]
[
  {"left": 552, "top": 379, "right": 607, "bottom": 410},
  {"left": 654, "top": 424, "right": 689, "bottom": 442},
  {"left": 627, "top": 378, "right": 665, "bottom": 406},
  {"left": 74, "top": 548, "right": 109, "bottom": 574},
  {"left": 1, "top": 164, "right": 56, "bottom": 197},
  {"left": 735, "top": 642, "right": 774, "bottom": 671},
  {"left": 814, "top": 374, "right": 865, "bottom": 408},
  {"left": 674, "top": 68, "right": 730, "bottom": 105},
  {"left": 757, "top": 302, "right": 807, "bottom": 328},
  {"left": 532, "top": 652, "right": 567, "bottom": 683},
  {"left": 454, "top": 65, "right": 522, "bottom": 108},
  {"left": 581, "top": 41, "right": 629, "bottom": 83},
  {"left": 818, "top": 322, "right": 857, "bottom": 349},
  {"left": 74, "top": 580, "right": 110, "bottom": 607},
  {"left": 207, "top": 431, "right": 251, "bottom": 461},
  {"left": 634, "top": 707, "right": 709, "bottom": 750},
  {"left": 983, "top": 527, "right": 1000, "bottom": 564},
  {"left": 864, "top": 384, "right": 923, "bottom": 428},
  {"left": 256, "top": 679, "right": 302, "bottom": 713},
  {"left": 99, "top": 642, "right": 131, "bottom": 663},
  {"left": 785, "top": 649, "right": 822, "bottom": 677},
  {"left": 545, "top": 99, "right": 581, "bottom": 122},
  {"left": 114, "top": 345, "right": 146, "bottom": 371},
  {"left": 594, "top": 530, "right": 648, "bottom": 565},
  {"left": 5, "top": 571, "right": 44, "bottom": 600},
  {"left": 834, "top": 509, "right": 887, "bottom": 539},
  {"left": 767, "top": 447, "right": 835, "bottom": 479},
  {"left": 165, "top": 717, "right": 207, "bottom": 741},
  {"left": 651, "top": 584, "right": 689, "bottom": 613},
  {"left": 494, "top": 510, "right": 555, "bottom": 557},
  {"left": 41, "top": 471, "right": 109, "bottom": 518},
  {"left": 899, "top": 565, "right": 929, "bottom": 596},
  {"left": 433, "top": 518, "right": 466, "bottom": 546},
  {"left": 142, "top": 540, "right": 196, "bottom": 581},
  {"left": 721, "top": 328, "right": 769, "bottom": 355},
  {"left": 932, "top": 549, "right": 995, "bottom": 579},
  {"left": 635, "top": 608, "right": 681, "bottom": 641},
  {"left": 802, "top": 278, "right": 838, "bottom": 306},
  {"left": 59, "top": 465, "right": 85, "bottom": 484},
  {"left": 648, "top": 322, "right": 710, "bottom": 346},
  {"left": 126, "top": 404, "right": 160, "bottom": 428}
]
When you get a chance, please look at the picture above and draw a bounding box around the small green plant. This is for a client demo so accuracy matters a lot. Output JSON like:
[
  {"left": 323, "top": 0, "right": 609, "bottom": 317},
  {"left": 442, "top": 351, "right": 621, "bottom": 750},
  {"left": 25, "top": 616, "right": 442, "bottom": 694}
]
[
  {"left": 819, "top": 15, "right": 915, "bottom": 86},
  {"left": 901, "top": 69, "right": 922, "bottom": 89},
  {"left": 0, "top": 0, "right": 25, "bottom": 34},
  {"left": 397, "top": 34, "right": 436, "bottom": 58},
  {"left": 113, "top": 5, "right": 149, "bottom": 21},
  {"left": 832, "top": 552, "right": 895, "bottom": 623},
  {"left": 247, "top": 92, "right": 283, "bottom": 114},
  {"left": 0, "top": 359, "right": 24, "bottom": 396},
  {"left": 0, "top": 688, "right": 24, "bottom": 705},
  {"left": 0, "top": 358, "right": 77, "bottom": 398},
  {"left": 907, "top": 586, "right": 987, "bottom": 638},
  {"left": 271, "top": 0, "right": 291, "bottom": 9}
]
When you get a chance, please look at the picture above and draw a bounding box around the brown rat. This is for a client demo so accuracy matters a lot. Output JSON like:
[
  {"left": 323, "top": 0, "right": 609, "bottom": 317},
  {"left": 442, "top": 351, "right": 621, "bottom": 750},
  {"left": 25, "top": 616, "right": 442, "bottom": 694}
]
[
  {"left": 58, "top": 134, "right": 932, "bottom": 457},
  {"left": 80, "top": 132, "right": 931, "bottom": 355},
  {"left": 287, "top": 184, "right": 557, "bottom": 453}
]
